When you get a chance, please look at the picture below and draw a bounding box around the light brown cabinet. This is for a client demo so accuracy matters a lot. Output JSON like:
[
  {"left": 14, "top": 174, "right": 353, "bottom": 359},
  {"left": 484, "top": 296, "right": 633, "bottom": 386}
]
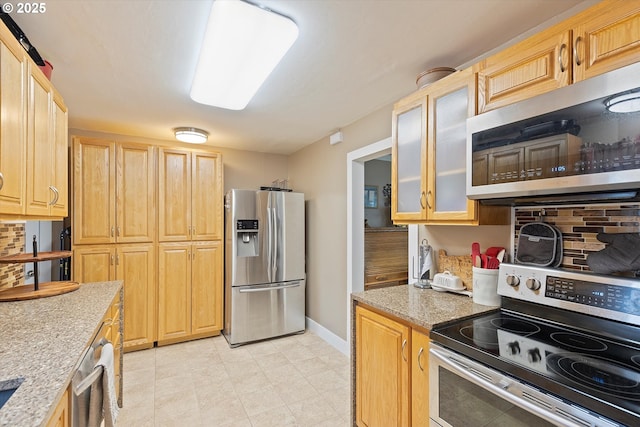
[
  {"left": 478, "top": 0, "right": 640, "bottom": 113},
  {"left": 355, "top": 304, "right": 431, "bottom": 427},
  {"left": 157, "top": 241, "right": 223, "bottom": 345},
  {"left": 73, "top": 243, "right": 156, "bottom": 351},
  {"left": 392, "top": 68, "right": 508, "bottom": 225},
  {"left": 45, "top": 387, "right": 69, "bottom": 427},
  {"left": 0, "top": 35, "right": 27, "bottom": 216},
  {"left": 25, "top": 67, "right": 68, "bottom": 218},
  {"left": 356, "top": 305, "right": 410, "bottom": 427},
  {"left": 72, "top": 138, "right": 155, "bottom": 245},
  {"left": 158, "top": 148, "right": 223, "bottom": 242}
]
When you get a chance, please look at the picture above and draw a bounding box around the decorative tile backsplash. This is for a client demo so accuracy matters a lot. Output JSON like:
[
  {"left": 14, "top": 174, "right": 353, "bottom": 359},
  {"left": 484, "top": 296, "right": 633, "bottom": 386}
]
[
  {"left": 514, "top": 203, "right": 640, "bottom": 273},
  {"left": 0, "top": 222, "right": 25, "bottom": 290}
]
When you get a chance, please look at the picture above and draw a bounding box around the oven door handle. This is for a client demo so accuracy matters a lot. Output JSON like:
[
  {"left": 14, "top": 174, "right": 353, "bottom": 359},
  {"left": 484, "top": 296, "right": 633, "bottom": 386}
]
[{"left": 429, "top": 347, "right": 587, "bottom": 427}]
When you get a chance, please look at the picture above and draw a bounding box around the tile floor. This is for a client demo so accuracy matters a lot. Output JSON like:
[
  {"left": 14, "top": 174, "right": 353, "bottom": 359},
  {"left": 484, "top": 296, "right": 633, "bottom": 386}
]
[{"left": 116, "top": 331, "right": 351, "bottom": 426}]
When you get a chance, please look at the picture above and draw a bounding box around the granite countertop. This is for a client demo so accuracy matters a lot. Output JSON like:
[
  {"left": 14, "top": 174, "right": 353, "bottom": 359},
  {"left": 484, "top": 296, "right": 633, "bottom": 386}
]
[
  {"left": 0, "top": 281, "right": 122, "bottom": 427},
  {"left": 352, "top": 283, "right": 499, "bottom": 331}
]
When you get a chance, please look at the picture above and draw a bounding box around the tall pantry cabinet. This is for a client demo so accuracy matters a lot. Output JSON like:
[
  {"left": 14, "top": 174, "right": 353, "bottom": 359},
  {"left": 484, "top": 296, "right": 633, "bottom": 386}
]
[
  {"left": 157, "top": 148, "right": 223, "bottom": 345},
  {"left": 72, "top": 137, "right": 156, "bottom": 351},
  {"left": 72, "top": 138, "right": 225, "bottom": 351}
]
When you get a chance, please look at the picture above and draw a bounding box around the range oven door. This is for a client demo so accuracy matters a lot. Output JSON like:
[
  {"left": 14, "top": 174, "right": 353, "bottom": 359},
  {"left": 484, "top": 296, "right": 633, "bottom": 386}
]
[{"left": 429, "top": 343, "right": 618, "bottom": 427}]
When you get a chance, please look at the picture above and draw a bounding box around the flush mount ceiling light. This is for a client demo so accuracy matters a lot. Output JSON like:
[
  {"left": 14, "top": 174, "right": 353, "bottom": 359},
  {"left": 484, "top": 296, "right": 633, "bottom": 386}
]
[
  {"left": 604, "top": 91, "right": 640, "bottom": 113},
  {"left": 174, "top": 127, "right": 209, "bottom": 144},
  {"left": 189, "top": 0, "right": 299, "bottom": 110}
]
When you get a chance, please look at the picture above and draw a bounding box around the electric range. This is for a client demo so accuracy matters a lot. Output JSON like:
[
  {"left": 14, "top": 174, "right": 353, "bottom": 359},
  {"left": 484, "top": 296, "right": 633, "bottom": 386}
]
[{"left": 430, "top": 263, "right": 640, "bottom": 427}]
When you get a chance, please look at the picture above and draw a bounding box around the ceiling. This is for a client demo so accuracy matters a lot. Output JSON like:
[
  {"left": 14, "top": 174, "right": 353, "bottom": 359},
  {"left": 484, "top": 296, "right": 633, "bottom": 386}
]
[{"left": 13, "top": 0, "right": 588, "bottom": 155}]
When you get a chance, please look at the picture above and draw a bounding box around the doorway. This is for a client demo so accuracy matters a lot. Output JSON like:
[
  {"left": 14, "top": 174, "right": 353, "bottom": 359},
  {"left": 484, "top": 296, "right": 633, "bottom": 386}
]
[{"left": 346, "top": 137, "right": 418, "bottom": 350}]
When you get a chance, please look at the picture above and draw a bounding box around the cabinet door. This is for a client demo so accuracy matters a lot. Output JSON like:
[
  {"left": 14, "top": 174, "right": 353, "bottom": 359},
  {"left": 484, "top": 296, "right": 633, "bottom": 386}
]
[
  {"left": 158, "top": 148, "right": 191, "bottom": 241},
  {"left": 116, "top": 243, "right": 155, "bottom": 350},
  {"left": 191, "top": 241, "right": 223, "bottom": 335},
  {"left": 26, "top": 66, "right": 54, "bottom": 216},
  {"left": 478, "top": 29, "right": 571, "bottom": 113},
  {"left": 72, "top": 245, "right": 116, "bottom": 283},
  {"left": 72, "top": 138, "right": 116, "bottom": 245},
  {"left": 427, "top": 68, "right": 476, "bottom": 222},
  {"left": 392, "top": 95, "right": 427, "bottom": 222},
  {"left": 50, "top": 92, "right": 68, "bottom": 218},
  {"left": 573, "top": 0, "right": 640, "bottom": 82},
  {"left": 411, "top": 330, "right": 430, "bottom": 427},
  {"left": 158, "top": 242, "right": 191, "bottom": 342},
  {"left": 45, "top": 387, "right": 69, "bottom": 427},
  {"left": 116, "top": 143, "right": 155, "bottom": 242},
  {"left": 0, "top": 39, "right": 26, "bottom": 215},
  {"left": 356, "top": 305, "right": 410, "bottom": 427},
  {"left": 191, "top": 152, "right": 223, "bottom": 241}
]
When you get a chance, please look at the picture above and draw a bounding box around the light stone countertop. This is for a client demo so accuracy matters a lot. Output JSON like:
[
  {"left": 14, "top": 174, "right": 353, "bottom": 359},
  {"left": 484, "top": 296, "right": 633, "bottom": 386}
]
[
  {"left": 0, "top": 281, "right": 122, "bottom": 427},
  {"left": 352, "top": 283, "right": 499, "bottom": 331}
]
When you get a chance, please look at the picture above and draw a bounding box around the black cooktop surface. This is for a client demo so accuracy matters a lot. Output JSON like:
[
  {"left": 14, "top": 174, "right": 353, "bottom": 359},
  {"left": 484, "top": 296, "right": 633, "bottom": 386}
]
[{"left": 431, "top": 309, "right": 640, "bottom": 426}]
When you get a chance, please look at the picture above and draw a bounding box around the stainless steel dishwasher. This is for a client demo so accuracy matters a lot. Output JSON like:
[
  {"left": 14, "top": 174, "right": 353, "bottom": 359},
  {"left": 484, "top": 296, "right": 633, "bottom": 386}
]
[{"left": 70, "top": 320, "right": 111, "bottom": 427}]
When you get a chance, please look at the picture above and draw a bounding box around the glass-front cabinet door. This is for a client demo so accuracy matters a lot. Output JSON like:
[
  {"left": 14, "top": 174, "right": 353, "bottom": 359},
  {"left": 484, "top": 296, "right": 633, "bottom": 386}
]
[
  {"left": 392, "top": 94, "right": 427, "bottom": 222},
  {"left": 427, "top": 68, "right": 476, "bottom": 221}
]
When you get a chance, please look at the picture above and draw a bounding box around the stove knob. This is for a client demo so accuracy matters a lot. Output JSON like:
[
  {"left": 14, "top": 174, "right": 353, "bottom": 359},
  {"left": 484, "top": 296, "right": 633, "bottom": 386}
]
[
  {"left": 507, "top": 341, "right": 520, "bottom": 355},
  {"left": 528, "top": 348, "right": 541, "bottom": 363},
  {"left": 526, "top": 278, "right": 541, "bottom": 291},
  {"left": 506, "top": 275, "right": 520, "bottom": 287}
]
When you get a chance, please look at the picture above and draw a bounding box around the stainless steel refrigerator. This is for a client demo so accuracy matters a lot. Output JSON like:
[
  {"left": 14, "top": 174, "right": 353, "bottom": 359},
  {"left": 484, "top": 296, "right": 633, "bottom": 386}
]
[{"left": 223, "top": 189, "right": 306, "bottom": 346}]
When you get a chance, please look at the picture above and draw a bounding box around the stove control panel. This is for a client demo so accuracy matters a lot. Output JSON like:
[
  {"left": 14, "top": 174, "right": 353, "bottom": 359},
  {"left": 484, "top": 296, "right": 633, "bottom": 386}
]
[{"left": 498, "top": 263, "right": 640, "bottom": 324}]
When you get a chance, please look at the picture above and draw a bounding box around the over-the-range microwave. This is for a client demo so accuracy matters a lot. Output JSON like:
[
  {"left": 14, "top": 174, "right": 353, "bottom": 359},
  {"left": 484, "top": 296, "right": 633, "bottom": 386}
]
[{"left": 467, "top": 61, "right": 640, "bottom": 204}]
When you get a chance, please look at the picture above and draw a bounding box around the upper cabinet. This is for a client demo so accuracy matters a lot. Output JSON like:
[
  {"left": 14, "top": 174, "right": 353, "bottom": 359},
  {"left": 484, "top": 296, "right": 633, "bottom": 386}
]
[
  {"left": 0, "top": 36, "right": 27, "bottom": 215},
  {"left": 158, "top": 148, "right": 223, "bottom": 242},
  {"left": 73, "top": 138, "right": 155, "bottom": 245},
  {"left": 0, "top": 20, "right": 68, "bottom": 220},
  {"left": 478, "top": 0, "right": 640, "bottom": 113},
  {"left": 392, "top": 68, "right": 508, "bottom": 225}
]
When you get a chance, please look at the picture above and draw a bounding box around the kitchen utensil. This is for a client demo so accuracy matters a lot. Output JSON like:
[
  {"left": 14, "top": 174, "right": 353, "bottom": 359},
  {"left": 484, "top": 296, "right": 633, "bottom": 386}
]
[
  {"left": 485, "top": 247, "right": 504, "bottom": 258},
  {"left": 486, "top": 257, "right": 500, "bottom": 269},
  {"left": 471, "top": 242, "right": 481, "bottom": 267},
  {"left": 481, "top": 254, "right": 488, "bottom": 268},
  {"left": 496, "top": 249, "right": 506, "bottom": 262}
]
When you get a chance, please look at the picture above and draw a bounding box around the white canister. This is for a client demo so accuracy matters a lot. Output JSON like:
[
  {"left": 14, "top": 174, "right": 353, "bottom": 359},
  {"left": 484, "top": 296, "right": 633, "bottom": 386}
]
[{"left": 472, "top": 267, "right": 500, "bottom": 306}]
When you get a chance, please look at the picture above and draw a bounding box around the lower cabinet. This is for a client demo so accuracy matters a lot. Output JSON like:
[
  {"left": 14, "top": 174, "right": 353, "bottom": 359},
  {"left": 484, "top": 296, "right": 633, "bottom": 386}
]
[
  {"left": 46, "top": 387, "right": 69, "bottom": 427},
  {"left": 73, "top": 243, "right": 156, "bottom": 351},
  {"left": 157, "top": 241, "right": 223, "bottom": 345},
  {"left": 355, "top": 304, "right": 431, "bottom": 427}
]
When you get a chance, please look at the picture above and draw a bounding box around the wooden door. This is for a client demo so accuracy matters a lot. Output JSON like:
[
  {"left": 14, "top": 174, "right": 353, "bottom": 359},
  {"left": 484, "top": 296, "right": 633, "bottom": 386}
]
[
  {"left": 427, "top": 68, "right": 477, "bottom": 222},
  {"left": 0, "top": 39, "right": 26, "bottom": 215},
  {"left": 411, "top": 330, "right": 430, "bottom": 427},
  {"left": 191, "top": 241, "right": 223, "bottom": 335},
  {"left": 356, "top": 305, "right": 410, "bottom": 427},
  {"left": 157, "top": 242, "right": 191, "bottom": 343},
  {"left": 573, "top": 0, "right": 640, "bottom": 82},
  {"left": 72, "top": 138, "right": 116, "bottom": 245},
  {"left": 392, "top": 93, "right": 428, "bottom": 222},
  {"left": 116, "top": 243, "right": 155, "bottom": 350},
  {"left": 26, "top": 65, "right": 53, "bottom": 216},
  {"left": 158, "top": 148, "right": 191, "bottom": 242},
  {"left": 191, "top": 152, "right": 223, "bottom": 241},
  {"left": 116, "top": 143, "right": 155, "bottom": 242},
  {"left": 45, "top": 387, "right": 69, "bottom": 427},
  {"left": 72, "top": 245, "right": 116, "bottom": 283},
  {"left": 478, "top": 28, "right": 571, "bottom": 113},
  {"left": 50, "top": 92, "right": 68, "bottom": 218}
]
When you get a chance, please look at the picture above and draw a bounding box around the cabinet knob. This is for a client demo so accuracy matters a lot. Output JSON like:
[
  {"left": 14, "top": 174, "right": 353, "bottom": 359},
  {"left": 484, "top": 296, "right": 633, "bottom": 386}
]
[
  {"left": 574, "top": 36, "right": 583, "bottom": 66},
  {"left": 401, "top": 339, "right": 407, "bottom": 362},
  {"left": 48, "top": 186, "right": 59, "bottom": 206},
  {"left": 417, "top": 347, "right": 425, "bottom": 371},
  {"left": 558, "top": 43, "right": 567, "bottom": 73},
  {"left": 0, "top": 172, "right": 4, "bottom": 191},
  {"left": 419, "top": 191, "right": 426, "bottom": 210}
]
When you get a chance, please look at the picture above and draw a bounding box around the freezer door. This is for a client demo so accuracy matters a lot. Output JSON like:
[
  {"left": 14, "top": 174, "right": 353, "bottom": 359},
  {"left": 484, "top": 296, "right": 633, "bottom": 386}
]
[
  {"left": 271, "top": 191, "right": 305, "bottom": 282},
  {"left": 224, "top": 280, "right": 306, "bottom": 346}
]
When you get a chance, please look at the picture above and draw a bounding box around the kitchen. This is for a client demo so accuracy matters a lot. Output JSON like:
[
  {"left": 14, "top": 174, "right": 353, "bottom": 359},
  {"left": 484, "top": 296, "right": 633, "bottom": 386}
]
[{"left": 1, "top": 0, "right": 640, "bottom": 426}]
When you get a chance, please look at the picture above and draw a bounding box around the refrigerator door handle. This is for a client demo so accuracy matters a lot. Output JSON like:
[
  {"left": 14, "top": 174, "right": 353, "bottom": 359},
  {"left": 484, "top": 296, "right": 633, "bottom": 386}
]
[
  {"left": 238, "top": 282, "right": 301, "bottom": 293},
  {"left": 267, "top": 207, "right": 273, "bottom": 282},
  {"left": 271, "top": 207, "right": 278, "bottom": 280}
]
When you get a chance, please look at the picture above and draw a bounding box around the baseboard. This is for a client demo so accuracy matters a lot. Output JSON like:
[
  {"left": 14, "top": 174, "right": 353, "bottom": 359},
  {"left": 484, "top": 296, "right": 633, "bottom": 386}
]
[{"left": 305, "top": 316, "right": 349, "bottom": 356}]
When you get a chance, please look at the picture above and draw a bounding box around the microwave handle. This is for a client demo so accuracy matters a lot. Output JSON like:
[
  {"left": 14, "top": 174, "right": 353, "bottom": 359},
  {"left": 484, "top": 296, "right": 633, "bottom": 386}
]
[{"left": 429, "top": 347, "right": 586, "bottom": 427}]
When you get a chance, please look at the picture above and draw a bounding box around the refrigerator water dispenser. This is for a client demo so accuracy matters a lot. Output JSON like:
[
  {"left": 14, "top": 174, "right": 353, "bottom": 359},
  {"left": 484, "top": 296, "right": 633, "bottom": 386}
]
[{"left": 236, "top": 219, "right": 259, "bottom": 257}]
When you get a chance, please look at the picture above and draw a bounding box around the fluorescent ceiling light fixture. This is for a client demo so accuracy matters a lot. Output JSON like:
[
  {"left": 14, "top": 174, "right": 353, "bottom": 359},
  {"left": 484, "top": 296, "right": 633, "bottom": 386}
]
[
  {"left": 604, "top": 91, "right": 640, "bottom": 113},
  {"left": 190, "top": 0, "right": 299, "bottom": 110},
  {"left": 174, "top": 127, "right": 209, "bottom": 143}
]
